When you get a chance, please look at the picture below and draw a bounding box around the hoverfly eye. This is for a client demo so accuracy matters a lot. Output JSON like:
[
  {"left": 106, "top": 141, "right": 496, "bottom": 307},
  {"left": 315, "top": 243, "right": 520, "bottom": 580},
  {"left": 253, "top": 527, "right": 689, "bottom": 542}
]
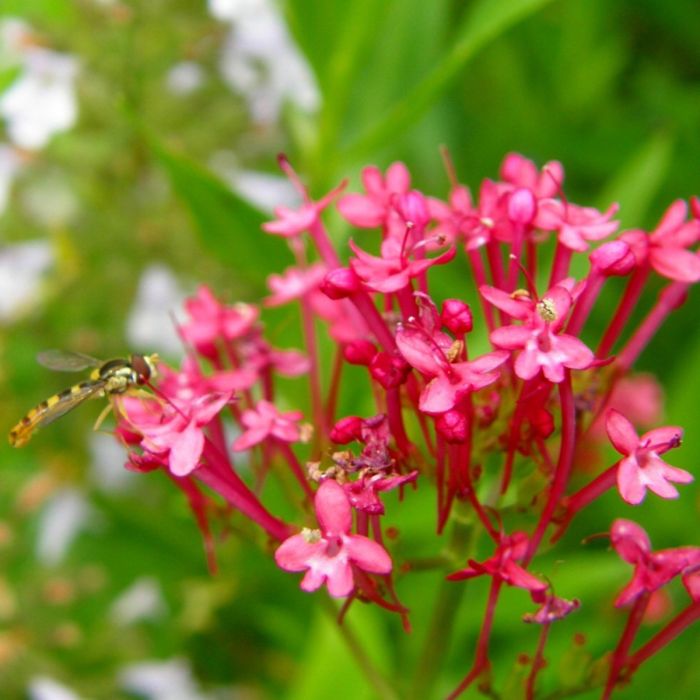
[{"left": 130, "top": 354, "right": 151, "bottom": 382}]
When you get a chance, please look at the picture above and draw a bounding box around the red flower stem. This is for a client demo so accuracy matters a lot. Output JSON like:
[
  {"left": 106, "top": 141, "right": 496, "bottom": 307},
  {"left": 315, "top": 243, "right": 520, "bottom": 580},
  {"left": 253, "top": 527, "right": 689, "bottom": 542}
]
[
  {"left": 300, "top": 293, "right": 326, "bottom": 441},
  {"left": 566, "top": 266, "right": 606, "bottom": 336},
  {"left": 324, "top": 347, "right": 344, "bottom": 428},
  {"left": 527, "top": 239, "right": 538, "bottom": 286},
  {"left": 436, "top": 435, "right": 447, "bottom": 531},
  {"left": 526, "top": 373, "right": 575, "bottom": 563},
  {"left": 467, "top": 248, "right": 495, "bottom": 333},
  {"left": 525, "top": 623, "right": 551, "bottom": 700},
  {"left": 602, "top": 593, "right": 650, "bottom": 700},
  {"left": 461, "top": 456, "right": 498, "bottom": 541},
  {"left": 350, "top": 292, "right": 396, "bottom": 352},
  {"left": 596, "top": 266, "right": 650, "bottom": 358},
  {"left": 196, "top": 454, "right": 291, "bottom": 541},
  {"left": 550, "top": 463, "right": 618, "bottom": 543},
  {"left": 626, "top": 599, "right": 700, "bottom": 674},
  {"left": 386, "top": 387, "right": 411, "bottom": 455},
  {"left": 508, "top": 222, "right": 526, "bottom": 292},
  {"left": 396, "top": 285, "right": 419, "bottom": 320},
  {"left": 548, "top": 241, "right": 573, "bottom": 287},
  {"left": 276, "top": 441, "right": 315, "bottom": 501},
  {"left": 309, "top": 218, "right": 342, "bottom": 268},
  {"left": 446, "top": 577, "right": 502, "bottom": 700},
  {"left": 487, "top": 239, "right": 505, "bottom": 290},
  {"left": 616, "top": 281, "right": 689, "bottom": 370}
]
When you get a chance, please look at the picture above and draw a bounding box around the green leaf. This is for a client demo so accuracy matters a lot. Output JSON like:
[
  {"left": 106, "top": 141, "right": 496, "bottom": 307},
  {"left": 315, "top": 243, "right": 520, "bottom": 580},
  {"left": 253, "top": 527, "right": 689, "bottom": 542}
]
[
  {"left": 597, "top": 132, "right": 674, "bottom": 228},
  {"left": 343, "top": 0, "right": 558, "bottom": 159},
  {"left": 153, "top": 142, "right": 290, "bottom": 295}
]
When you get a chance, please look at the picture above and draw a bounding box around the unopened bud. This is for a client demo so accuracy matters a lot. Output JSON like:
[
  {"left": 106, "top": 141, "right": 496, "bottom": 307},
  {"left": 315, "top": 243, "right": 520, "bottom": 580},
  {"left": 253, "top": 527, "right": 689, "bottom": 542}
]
[
  {"left": 590, "top": 240, "right": 635, "bottom": 276},
  {"left": 508, "top": 187, "right": 537, "bottom": 226},
  {"left": 369, "top": 352, "right": 411, "bottom": 389},
  {"left": 330, "top": 416, "right": 364, "bottom": 444},
  {"left": 343, "top": 339, "right": 377, "bottom": 365},
  {"left": 435, "top": 410, "right": 468, "bottom": 443},
  {"left": 441, "top": 299, "right": 473, "bottom": 334},
  {"left": 321, "top": 267, "right": 361, "bottom": 299}
]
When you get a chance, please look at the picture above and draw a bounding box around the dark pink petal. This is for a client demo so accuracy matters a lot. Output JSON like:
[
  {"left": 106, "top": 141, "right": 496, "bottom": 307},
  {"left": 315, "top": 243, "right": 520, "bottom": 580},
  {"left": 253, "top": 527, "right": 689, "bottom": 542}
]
[
  {"left": 640, "top": 426, "right": 683, "bottom": 452},
  {"left": 192, "top": 393, "right": 231, "bottom": 425},
  {"left": 611, "top": 519, "right": 651, "bottom": 563},
  {"left": 617, "top": 456, "right": 647, "bottom": 504},
  {"left": 502, "top": 560, "right": 548, "bottom": 593},
  {"left": 480, "top": 285, "right": 531, "bottom": 319},
  {"left": 345, "top": 535, "right": 392, "bottom": 574},
  {"left": 419, "top": 374, "right": 459, "bottom": 414},
  {"left": 683, "top": 570, "right": 700, "bottom": 601},
  {"left": 652, "top": 199, "right": 688, "bottom": 240},
  {"left": 385, "top": 161, "right": 411, "bottom": 193},
  {"left": 300, "top": 567, "right": 328, "bottom": 593},
  {"left": 337, "top": 194, "right": 385, "bottom": 227},
  {"left": 515, "top": 349, "right": 543, "bottom": 381},
  {"left": 315, "top": 479, "right": 352, "bottom": 535},
  {"left": 395, "top": 326, "right": 445, "bottom": 376},
  {"left": 324, "top": 559, "right": 355, "bottom": 597},
  {"left": 275, "top": 534, "right": 324, "bottom": 571},
  {"left": 556, "top": 334, "right": 594, "bottom": 369},
  {"left": 169, "top": 420, "right": 204, "bottom": 477},
  {"left": 606, "top": 409, "right": 639, "bottom": 455},
  {"left": 490, "top": 325, "right": 532, "bottom": 350},
  {"left": 649, "top": 248, "right": 700, "bottom": 282},
  {"left": 466, "top": 350, "right": 510, "bottom": 373}
]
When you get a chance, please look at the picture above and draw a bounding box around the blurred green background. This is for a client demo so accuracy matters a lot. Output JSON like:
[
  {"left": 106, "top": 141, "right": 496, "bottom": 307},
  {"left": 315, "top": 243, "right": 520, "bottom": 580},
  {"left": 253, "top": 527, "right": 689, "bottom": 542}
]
[{"left": 1, "top": 0, "right": 699, "bottom": 698}]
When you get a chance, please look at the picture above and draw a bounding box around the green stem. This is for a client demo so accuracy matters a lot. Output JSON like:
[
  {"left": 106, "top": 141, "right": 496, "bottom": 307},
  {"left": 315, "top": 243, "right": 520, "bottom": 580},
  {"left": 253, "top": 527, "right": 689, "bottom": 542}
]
[{"left": 321, "top": 598, "right": 400, "bottom": 700}]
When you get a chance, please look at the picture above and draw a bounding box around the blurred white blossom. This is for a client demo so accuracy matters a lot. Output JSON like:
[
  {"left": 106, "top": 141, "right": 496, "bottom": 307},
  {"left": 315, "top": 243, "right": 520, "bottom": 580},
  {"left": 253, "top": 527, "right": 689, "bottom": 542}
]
[
  {"left": 0, "top": 48, "right": 78, "bottom": 149},
  {"left": 28, "top": 677, "right": 83, "bottom": 700},
  {"left": 110, "top": 577, "right": 167, "bottom": 625},
  {"left": 126, "top": 264, "right": 187, "bottom": 357},
  {"left": 166, "top": 61, "right": 205, "bottom": 95},
  {"left": 35, "top": 488, "right": 93, "bottom": 565},
  {"left": 208, "top": 0, "right": 319, "bottom": 123},
  {"left": 89, "top": 432, "right": 136, "bottom": 492},
  {"left": 119, "top": 659, "right": 215, "bottom": 700},
  {"left": 0, "top": 143, "right": 22, "bottom": 216},
  {"left": 0, "top": 241, "right": 53, "bottom": 322}
]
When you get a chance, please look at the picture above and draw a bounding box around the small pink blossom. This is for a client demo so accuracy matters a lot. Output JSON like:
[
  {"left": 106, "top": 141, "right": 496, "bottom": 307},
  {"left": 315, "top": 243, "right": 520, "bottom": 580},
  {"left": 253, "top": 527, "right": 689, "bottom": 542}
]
[
  {"left": 123, "top": 392, "right": 232, "bottom": 477},
  {"left": 611, "top": 519, "right": 700, "bottom": 607},
  {"left": 620, "top": 199, "right": 700, "bottom": 282},
  {"left": 274, "top": 479, "right": 392, "bottom": 597},
  {"left": 448, "top": 531, "right": 548, "bottom": 597},
  {"left": 337, "top": 162, "right": 411, "bottom": 230},
  {"left": 606, "top": 409, "right": 691, "bottom": 504},
  {"left": 535, "top": 199, "right": 619, "bottom": 252},
  {"left": 499, "top": 152, "right": 564, "bottom": 199},
  {"left": 482, "top": 282, "right": 594, "bottom": 383},
  {"left": 264, "top": 262, "right": 327, "bottom": 307},
  {"left": 232, "top": 399, "right": 304, "bottom": 450}
]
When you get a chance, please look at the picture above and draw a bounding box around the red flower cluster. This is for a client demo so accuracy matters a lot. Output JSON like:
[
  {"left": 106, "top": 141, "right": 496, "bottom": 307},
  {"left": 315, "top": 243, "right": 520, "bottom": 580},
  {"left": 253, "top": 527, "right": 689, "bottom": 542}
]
[{"left": 113, "top": 153, "right": 700, "bottom": 698}]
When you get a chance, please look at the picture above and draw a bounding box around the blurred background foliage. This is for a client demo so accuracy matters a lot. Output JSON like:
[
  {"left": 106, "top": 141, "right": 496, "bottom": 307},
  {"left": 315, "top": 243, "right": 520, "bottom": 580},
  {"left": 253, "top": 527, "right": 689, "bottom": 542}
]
[{"left": 0, "top": 0, "right": 699, "bottom": 698}]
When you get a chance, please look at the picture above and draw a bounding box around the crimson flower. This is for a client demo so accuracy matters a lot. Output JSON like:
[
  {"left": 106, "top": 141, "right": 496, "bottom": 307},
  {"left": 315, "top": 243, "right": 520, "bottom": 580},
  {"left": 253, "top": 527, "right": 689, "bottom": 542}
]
[
  {"left": 274, "top": 479, "right": 392, "bottom": 597},
  {"left": 606, "top": 409, "right": 691, "bottom": 504},
  {"left": 448, "top": 531, "right": 548, "bottom": 597},
  {"left": 482, "top": 281, "right": 594, "bottom": 383},
  {"left": 232, "top": 399, "right": 304, "bottom": 451},
  {"left": 611, "top": 519, "right": 700, "bottom": 607}
]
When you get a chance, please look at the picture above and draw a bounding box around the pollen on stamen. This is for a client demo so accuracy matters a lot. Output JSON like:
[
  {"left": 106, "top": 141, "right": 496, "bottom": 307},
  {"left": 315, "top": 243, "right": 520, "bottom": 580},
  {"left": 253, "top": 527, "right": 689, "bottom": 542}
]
[
  {"left": 537, "top": 297, "right": 557, "bottom": 322},
  {"left": 302, "top": 527, "right": 322, "bottom": 543}
]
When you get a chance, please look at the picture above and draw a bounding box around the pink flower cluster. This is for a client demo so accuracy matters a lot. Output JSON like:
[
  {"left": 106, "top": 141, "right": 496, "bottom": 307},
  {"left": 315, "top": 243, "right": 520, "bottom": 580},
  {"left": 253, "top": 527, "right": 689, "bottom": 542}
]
[{"left": 114, "top": 153, "right": 700, "bottom": 698}]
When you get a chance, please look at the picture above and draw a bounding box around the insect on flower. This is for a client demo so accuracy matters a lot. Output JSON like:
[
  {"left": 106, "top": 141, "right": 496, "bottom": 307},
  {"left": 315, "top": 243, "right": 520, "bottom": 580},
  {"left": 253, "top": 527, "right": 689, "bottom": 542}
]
[{"left": 8, "top": 350, "right": 159, "bottom": 447}]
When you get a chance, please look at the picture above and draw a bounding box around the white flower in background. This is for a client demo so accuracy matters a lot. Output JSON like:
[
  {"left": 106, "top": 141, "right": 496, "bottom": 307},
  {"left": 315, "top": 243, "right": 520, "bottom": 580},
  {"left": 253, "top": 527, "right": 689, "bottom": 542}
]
[
  {"left": 110, "top": 577, "right": 167, "bottom": 625},
  {"left": 89, "top": 432, "right": 136, "bottom": 492},
  {"left": 209, "top": 149, "right": 299, "bottom": 213},
  {"left": 0, "top": 241, "right": 53, "bottom": 322},
  {"left": 166, "top": 61, "right": 205, "bottom": 95},
  {"left": 119, "top": 659, "right": 215, "bottom": 700},
  {"left": 208, "top": 0, "right": 319, "bottom": 123},
  {"left": 0, "top": 143, "right": 22, "bottom": 216},
  {"left": 28, "top": 677, "right": 82, "bottom": 700},
  {"left": 0, "top": 46, "right": 79, "bottom": 149},
  {"left": 126, "top": 264, "right": 186, "bottom": 357},
  {"left": 35, "top": 488, "right": 94, "bottom": 565},
  {"left": 0, "top": 17, "right": 32, "bottom": 59}
]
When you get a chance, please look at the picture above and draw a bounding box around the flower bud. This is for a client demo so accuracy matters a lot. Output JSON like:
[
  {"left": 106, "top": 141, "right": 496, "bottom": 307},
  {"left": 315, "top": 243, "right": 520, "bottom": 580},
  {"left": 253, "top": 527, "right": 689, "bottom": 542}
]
[
  {"left": 369, "top": 352, "right": 410, "bottom": 389},
  {"left": 441, "top": 299, "right": 473, "bottom": 334},
  {"left": 395, "top": 190, "right": 430, "bottom": 229},
  {"left": 320, "top": 267, "right": 361, "bottom": 299},
  {"left": 590, "top": 240, "right": 635, "bottom": 276},
  {"left": 330, "top": 416, "right": 364, "bottom": 444},
  {"left": 508, "top": 187, "right": 537, "bottom": 226},
  {"left": 343, "top": 339, "right": 377, "bottom": 365},
  {"left": 435, "top": 409, "right": 468, "bottom": 443}
]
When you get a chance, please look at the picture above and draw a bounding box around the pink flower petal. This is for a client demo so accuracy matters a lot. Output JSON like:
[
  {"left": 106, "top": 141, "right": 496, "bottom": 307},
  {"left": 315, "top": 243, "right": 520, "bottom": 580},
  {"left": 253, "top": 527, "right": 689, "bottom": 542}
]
[
  {"left": 315, "top": 480, "right": 352, "bottom": 535},
  {"left": 345, "top": 535, "right": 392, "bottom": 574},
  {"left": 606, "top": 409, "right": 639, "bottom": 455},
  {"left": 169, "top": 420, "right": 204, "bottom": 477}
]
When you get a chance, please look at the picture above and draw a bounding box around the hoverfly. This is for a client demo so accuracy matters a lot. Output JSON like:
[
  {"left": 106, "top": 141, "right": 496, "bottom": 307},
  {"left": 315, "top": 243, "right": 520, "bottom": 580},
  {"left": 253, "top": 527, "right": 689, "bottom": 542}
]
[{"left": 9, "top": 350, "right": 159, "bottom": 447}]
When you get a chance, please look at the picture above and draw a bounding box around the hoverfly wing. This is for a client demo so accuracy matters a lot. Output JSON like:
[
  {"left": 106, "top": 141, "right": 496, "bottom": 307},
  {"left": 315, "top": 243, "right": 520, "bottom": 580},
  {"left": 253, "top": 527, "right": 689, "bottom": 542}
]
[{"left": 37, "top": 350, "right": 103, "bottom": 372}]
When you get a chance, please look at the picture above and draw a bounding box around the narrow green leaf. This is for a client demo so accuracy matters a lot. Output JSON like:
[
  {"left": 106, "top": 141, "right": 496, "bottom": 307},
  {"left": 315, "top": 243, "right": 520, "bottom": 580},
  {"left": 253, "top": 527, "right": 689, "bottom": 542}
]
[
  {"left": 596, "top": 132, "right": 673, "bottom": 228},
  {"left": 343, "top": 0, "right": 558, "bottom": 159},
  {"left": 153, "top": 142, "right": 290, "bottom": 294}
]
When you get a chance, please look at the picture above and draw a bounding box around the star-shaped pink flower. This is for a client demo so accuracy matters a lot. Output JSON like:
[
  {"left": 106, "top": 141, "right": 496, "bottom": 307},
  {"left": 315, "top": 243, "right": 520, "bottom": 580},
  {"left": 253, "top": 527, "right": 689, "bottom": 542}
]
[
  {"left": 274, "top": 479, "right": 392, "bottom": 597},
  {"left": 611, "top": 519, "right": 700, "bottom": 607},
  {"left": 232, "top": 399, "right": 304, "bottom": 451},
  {"left": 606, "top": 409, "right": 691, "bottom": 504}
]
